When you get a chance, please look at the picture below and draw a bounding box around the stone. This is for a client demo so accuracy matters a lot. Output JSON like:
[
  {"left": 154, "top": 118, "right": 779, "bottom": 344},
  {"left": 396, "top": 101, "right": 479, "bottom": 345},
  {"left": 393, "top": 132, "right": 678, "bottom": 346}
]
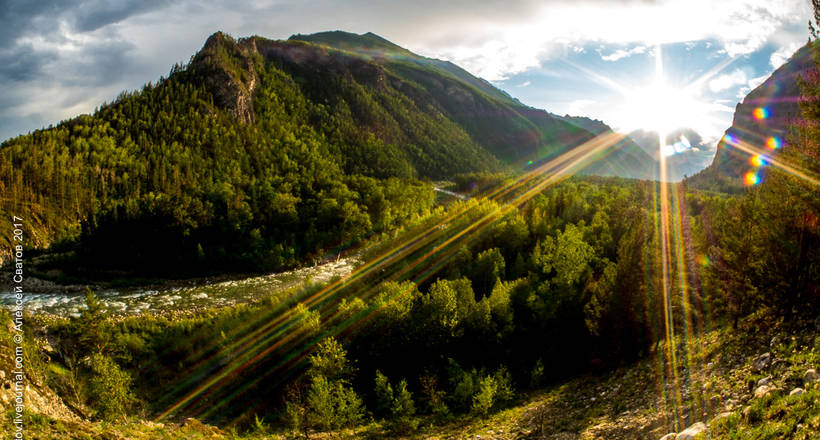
[
  {"left": 752, "top": 353, "right": 772, "bottom": 372},
  {"left": 770, "top": 335, "right": 781, "bottom": 347},
  {"left": 790, "top": 388, "right": 805, "bottom": 397},
  {"left": 659, "top": 434, "right": 677, "bottom": 440},
  {"left": 757, "top": 376, "right": 772, "bottom": 387},
  {"left": 676, "top": 422, "right": 707, "bottom": 440},
  {"left": 754, "top": 385, "right": 775, "bottom": 398},
  {"left": 804, "top": 369, "right": 818, "bottom": 384}
]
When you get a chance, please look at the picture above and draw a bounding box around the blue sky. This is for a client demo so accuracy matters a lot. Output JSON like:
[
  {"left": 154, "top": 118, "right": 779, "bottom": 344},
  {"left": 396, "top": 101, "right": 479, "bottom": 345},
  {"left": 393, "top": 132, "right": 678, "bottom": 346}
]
[{"left": 0, "top": 0, "right": 813, "bottom": 147}]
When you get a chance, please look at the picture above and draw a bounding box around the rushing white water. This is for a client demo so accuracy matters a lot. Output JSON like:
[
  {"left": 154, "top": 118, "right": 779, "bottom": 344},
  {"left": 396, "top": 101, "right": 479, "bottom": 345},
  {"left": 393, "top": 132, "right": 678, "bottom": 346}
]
[{"left": 1, "top": 258, "right": 355, "bottom": 317}]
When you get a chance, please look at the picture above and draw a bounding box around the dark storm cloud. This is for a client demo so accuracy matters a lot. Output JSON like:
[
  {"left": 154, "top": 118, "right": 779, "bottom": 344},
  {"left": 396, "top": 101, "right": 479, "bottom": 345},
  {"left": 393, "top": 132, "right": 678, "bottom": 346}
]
[
  {"left": 0, "top": 42, "right": 57, "bottom": 81},
  {"left": 71, "top": 0, "right": 172, "bottom": 32},
  {"left": 0, "top": 0, "right": 170, "bottom": 80},
  {"left": 59, "top": 38, "right": 138, "bottom": 86}
]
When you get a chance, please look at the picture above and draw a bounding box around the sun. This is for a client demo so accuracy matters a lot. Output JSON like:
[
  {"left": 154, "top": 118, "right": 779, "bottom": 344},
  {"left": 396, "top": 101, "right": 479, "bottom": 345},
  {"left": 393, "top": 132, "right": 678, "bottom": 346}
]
[{"left": 618, "top": 79, "right": 708, "bottom": 135}]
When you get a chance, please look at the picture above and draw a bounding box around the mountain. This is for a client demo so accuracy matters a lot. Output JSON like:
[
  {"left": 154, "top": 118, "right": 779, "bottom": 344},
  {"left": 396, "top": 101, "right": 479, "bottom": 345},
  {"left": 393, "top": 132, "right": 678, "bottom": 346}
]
[
  {"left": 557, "top": 115, "right": 659, "bottom": 179},
  {"left": 688, "top": 42, "right": 817, "bottom": 190},
  {"left": 0, "top": 30, "right": 609, "bottom": 272},
  {"left": 628, "top": 128, "right": 716, "bottom": 181}
]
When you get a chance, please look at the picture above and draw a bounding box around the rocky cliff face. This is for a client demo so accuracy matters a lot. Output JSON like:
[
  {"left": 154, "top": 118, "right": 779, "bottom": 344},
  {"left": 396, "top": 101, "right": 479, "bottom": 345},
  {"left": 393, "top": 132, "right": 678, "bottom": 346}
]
[
  {"left": 189, "top": 32, "right": 259, "bottom": 124},
  {"left": 689, "top": 43, "right": 817, "bottom": 189}
]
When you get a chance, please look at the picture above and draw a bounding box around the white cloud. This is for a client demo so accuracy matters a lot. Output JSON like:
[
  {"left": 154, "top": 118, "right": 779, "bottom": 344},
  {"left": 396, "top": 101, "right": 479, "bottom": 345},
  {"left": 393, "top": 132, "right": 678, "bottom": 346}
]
[
  {"left": 517, "top": 80, "right": 531, "bottom": 87},
  {"left": 708, "top": 69, "right": 748, "bottom": 92},
  {"left": 736, "top": 73, "right": 769, "bottom": 98},
  {"left": 567, "top": 99, "right": 596, "bottom": 115},
  {"left": 770, "top": 41, "right": 802, "bottom": 68},
  {"left": 600, "top": 45, "right": 647, "bottom": 62},
  {"left": 747, "top": 73, "right": 769, "bottom": 90}
]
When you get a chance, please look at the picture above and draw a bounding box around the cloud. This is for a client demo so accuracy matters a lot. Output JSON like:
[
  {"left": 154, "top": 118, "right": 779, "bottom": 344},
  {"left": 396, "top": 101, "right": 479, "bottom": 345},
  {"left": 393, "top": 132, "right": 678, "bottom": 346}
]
[
  {"left": 600, "top": 45, "right": 647, "bottom": 62},
  {"left": 736, "top": 73, "right": 770, "bottom": 98},
  {"left": 770, "top": 41, "right": 802, "bottom": 68},
  {"left": 567, "top": 99, "right": 596, "bottom": 115},
  {"left": 708, "top": 69, "right": 748, "bottom": 92},
  {"left": 0, "top": 0, "right": 169, "bottom": 140},
  {"left": 516, "top": 80, "right": 531, "bottom": 87},
  {"left": 0, "top": 0, "right": 813, "bottom": 140}
]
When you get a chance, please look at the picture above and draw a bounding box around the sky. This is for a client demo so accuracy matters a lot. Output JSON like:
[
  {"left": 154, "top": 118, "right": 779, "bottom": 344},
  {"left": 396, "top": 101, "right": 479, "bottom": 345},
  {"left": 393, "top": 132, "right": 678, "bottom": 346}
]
[{"left": 0, "top": 0, "right": 814, "bottom": 149}]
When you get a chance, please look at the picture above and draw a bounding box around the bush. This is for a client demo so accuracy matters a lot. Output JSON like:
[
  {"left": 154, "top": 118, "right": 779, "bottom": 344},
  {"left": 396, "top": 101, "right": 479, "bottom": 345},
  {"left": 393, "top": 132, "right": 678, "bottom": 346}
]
[
  {"left": 373, "top": 370, "right": 394, "bottom": 418},
  {"left": 471, "top": 375, "right": 497, "bottom": 416},
  {"left": 87, "top": 353, "right": 134, "bottom": 420}
]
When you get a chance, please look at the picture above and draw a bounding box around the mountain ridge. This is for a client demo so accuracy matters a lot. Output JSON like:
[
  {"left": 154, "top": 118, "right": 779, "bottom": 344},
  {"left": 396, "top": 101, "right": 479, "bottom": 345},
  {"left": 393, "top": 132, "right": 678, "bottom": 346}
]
[{"left": 687, "top": 42, "right": 817, "bottom": 190}]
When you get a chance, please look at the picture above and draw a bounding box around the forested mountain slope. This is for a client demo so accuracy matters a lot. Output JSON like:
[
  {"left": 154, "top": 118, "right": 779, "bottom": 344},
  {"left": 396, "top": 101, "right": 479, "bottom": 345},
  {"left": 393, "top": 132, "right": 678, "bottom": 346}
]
[{"left": 0, "top": 31, "right": 625, "bottom": 274}]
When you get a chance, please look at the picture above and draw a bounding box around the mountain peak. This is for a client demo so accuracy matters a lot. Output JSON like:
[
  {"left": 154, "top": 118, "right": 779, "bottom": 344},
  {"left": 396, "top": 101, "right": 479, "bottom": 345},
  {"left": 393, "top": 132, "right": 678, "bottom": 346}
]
[{"left": 288, "top": 30, "right": 411, "bottom": 58}]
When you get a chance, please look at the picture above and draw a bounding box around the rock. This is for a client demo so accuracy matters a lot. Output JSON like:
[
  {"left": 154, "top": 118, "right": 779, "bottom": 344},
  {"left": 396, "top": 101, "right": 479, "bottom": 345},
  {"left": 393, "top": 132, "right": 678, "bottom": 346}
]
[
  {"left": 772, "top": 359, "right": 788, "bottom": 371},
  {"left": 752, "top": 353, "right": 772, "bottom": 372},
  {"left": 770, "top": 335, "right": 782, "bottom": 347},
  {"left": 757, "top": 376, "right": 772, "bottom": 387},
  {"left": 754, "top": 385, "right": 775, "bottom": 398},
  {"left": 659, "top": 434, "right": 677, "bottom": 440},
  {"left": 676, "top": 422, "right": 707, "bottom": 440},
  {"left": 716, "top": 411, "right": 734, "bottom": 420},
  {"left": 0, "top": 370, "right": 5, "bottom": 380},
  {"left": 790, "top": 388, "right": 805, "bottom": 397},
  {"left": 805, "top": 369, "right": 818, "bottom": 384}
]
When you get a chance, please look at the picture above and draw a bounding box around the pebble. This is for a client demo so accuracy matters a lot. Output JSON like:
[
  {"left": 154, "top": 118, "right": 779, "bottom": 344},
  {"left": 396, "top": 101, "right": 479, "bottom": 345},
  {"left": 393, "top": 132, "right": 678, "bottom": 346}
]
[
  {"left": 805, "top": 369, "right": 818, "bottom": 384},
  {"left": 789, "top": 388, "right": 805, "bottom": 397}
]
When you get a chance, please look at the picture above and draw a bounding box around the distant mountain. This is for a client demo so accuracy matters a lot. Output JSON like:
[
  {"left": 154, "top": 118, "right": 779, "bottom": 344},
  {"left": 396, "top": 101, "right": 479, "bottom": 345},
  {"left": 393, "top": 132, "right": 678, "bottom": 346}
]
[
  {"left": 559, "top": 115, "right": 611, "bottom": 135},
  {"left": 688, "top": 42, "right": 816, "bottom": 190},
  {"left": 557, "top": 115, "right": 658, "bottom": 179},
  {"left": 628, "top": 128, "right": 716, "bottom": 181}
]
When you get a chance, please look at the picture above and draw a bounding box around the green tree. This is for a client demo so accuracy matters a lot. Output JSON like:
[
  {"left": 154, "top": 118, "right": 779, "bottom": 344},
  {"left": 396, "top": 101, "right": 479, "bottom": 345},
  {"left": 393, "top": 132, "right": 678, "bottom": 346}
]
[{"left": 87, "top": 353, "right": 134, "bottom": 420}]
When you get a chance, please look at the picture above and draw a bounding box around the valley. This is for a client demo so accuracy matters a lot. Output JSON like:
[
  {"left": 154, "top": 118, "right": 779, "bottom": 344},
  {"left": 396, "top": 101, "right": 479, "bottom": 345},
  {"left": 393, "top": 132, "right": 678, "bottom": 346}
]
[{"left": 0, "top": 8, "right": 818, "bottom": 440}]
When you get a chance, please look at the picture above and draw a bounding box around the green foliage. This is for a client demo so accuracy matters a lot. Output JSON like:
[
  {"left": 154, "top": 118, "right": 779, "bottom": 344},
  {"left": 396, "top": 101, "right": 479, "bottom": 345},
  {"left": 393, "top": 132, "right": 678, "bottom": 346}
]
[
  {"left": 530, "top": 358, "right": 545, "bottom": 388},
  {"left": 304, "top": 375, "right": 365, "bottom": 434},
  {"left": 309, "top": 337, "right": 352, "bottom": 381},
  {"left": 471, "top": 375, "right": 497, "bottom": 416},
  {"left": 86, "top": 353, "right": 134, "bottom": 420},
  {"left": 286, "top": 337, "right": 365, "bottom": 436},
  {"left": 373, "top": 372, "right": 417, "bottom": 433},
  {"left": 373, "top": 370, "right": 394, "bottom": 418}
]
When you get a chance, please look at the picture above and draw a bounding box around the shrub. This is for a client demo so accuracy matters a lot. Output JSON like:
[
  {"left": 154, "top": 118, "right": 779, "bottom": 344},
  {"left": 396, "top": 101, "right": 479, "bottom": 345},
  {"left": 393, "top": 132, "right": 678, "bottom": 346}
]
[{"left": 87, "top": 353, "right": 134, "bottom": 420}]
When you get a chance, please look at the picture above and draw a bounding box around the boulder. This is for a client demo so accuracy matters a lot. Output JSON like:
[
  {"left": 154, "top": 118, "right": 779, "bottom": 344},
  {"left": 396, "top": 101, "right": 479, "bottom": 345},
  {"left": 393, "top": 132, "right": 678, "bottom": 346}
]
[
  {"left": 659, "top": 434, "right": 677, "bottom": 440},
  {"left": 754, "top": 385, "right": 775, "bottom": 398},
  {"left": 790, "top": 388, "right": 805, "bottom": 397},
  {"left": 804, "top": 369, "right": 818, "bottom": 384},
  {"left": 676, "top": 422, "right": 707, "bottom": 440},
  {"left": 717, "top": 411, "right": 734, "bottom": 419},
  {"left": 752, "top": 353, "right": 772, "bottom": 372},
  {"left": 756, "top": 376, "right": 771, "bottom": 387}
]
